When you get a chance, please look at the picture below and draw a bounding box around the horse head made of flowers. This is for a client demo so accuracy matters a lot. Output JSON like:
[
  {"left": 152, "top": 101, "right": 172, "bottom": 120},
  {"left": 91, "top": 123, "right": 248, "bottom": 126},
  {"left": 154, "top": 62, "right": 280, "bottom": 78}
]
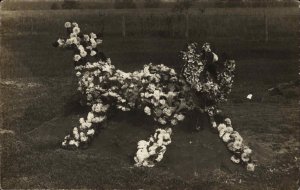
[
  {"left": 181, "top": 42, "right": 235, "bottom": 110},
  {"left": 53, "top": 22, "right": 255, "bottom": 171}
]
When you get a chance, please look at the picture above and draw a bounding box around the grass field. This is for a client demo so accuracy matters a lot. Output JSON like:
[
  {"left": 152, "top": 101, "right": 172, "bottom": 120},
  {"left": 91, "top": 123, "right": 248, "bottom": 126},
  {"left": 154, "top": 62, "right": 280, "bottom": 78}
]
[{"left": 0, "top": 8, "right": 299, "bottom": 189}]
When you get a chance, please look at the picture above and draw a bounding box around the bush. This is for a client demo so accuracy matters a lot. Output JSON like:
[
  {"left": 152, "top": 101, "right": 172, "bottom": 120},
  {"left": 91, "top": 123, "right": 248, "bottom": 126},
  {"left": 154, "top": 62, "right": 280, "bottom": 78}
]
[
  {"left": 61, "top": 0, "right": 80, "bottom": 9},
  {"left": 114, "top": 0, "right": 136, "bottom": 9}
]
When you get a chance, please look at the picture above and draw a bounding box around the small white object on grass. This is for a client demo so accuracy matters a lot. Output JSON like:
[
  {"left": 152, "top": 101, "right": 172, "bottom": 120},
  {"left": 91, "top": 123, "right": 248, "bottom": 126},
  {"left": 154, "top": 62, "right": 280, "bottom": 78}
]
[{"left": 247, "top": 94, "right": 253, "bottom": 100}]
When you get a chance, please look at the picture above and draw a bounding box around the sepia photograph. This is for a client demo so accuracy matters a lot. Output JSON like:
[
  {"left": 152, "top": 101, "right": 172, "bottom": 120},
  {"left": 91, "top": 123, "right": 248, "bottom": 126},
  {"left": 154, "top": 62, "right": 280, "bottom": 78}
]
[{"left": 0, "top": 0, "right": 299, "bottom": 189}]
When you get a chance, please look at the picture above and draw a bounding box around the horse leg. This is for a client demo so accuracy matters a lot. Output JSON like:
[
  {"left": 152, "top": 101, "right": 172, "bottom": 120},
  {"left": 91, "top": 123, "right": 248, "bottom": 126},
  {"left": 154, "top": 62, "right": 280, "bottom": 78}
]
[
  {"left": 207, "top": 108, "right": 255, "bottom": 171},
  {"left": 62, "top": 102, "right": 110, "bottom": 149},
  {"left": 134, "top": 127, "right": 172, "bottom": 167}
]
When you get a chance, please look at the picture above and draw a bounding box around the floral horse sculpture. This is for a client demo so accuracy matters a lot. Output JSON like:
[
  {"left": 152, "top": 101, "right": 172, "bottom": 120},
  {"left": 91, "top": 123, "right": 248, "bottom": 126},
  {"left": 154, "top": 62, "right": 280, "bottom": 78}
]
[{"left": 53, "top": 22, "right": 255, "bottom": 171}]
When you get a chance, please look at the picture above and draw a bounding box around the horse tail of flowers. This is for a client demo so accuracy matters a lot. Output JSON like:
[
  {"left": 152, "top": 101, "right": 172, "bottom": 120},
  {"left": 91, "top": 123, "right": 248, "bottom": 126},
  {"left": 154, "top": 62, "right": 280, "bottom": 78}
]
[
  {"left": 207, "top": 108, "right": 256, "bottom": 171},
  {"left": 62, "top": 103, "right": 110, "bottom": 149}
]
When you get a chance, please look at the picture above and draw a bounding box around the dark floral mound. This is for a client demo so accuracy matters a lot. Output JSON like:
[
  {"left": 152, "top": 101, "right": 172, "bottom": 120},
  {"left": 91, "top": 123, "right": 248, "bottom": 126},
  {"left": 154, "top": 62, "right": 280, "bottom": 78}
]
[{"left": 53, "top": 22, "right": 255, "bottom": 171}]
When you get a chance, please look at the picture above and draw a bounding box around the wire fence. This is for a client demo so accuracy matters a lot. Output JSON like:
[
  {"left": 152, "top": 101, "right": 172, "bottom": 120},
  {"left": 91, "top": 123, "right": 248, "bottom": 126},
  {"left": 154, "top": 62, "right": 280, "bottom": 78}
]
[{"left": 0, "top": 9, "right": 298, "bottom": 42}]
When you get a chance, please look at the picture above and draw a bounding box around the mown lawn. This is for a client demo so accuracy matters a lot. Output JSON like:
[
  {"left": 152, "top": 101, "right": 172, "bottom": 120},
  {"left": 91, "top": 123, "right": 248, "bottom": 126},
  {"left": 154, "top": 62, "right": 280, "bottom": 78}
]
[{"left": 0, "top": 8, "right": 299, "bottom": 189}]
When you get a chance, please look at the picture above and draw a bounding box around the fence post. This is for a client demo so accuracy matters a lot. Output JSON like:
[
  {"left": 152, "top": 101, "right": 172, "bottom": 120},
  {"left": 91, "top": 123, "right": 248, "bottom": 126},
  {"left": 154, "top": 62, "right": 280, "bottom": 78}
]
[
  {"left": 264, "top": 12, "right": 269, "bottom": 42},
  {"left": 185, "top": 12, "right": 189, "bottom": 39},
  {"left": 99, "top": 11, "right": 105, "bottom": 36},
  {"left": 31, "top": 17, "right": 34, "bottom": 34},
  {"left": 122, "top": 15, "right": 126, "bottom": 38}
]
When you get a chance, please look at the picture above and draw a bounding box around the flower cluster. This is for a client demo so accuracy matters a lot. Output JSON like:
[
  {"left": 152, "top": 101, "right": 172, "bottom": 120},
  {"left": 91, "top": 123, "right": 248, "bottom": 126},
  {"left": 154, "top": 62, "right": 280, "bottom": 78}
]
[{"left": 134, "top": 128, "right": 172, "bottom": 167}]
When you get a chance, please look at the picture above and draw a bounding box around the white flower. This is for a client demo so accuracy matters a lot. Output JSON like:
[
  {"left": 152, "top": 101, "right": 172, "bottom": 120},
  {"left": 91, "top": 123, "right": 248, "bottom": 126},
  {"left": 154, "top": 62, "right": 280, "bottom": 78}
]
[
  {"left": 76, "top": 71, "right": 81, "bottom": 77},
  {"left": 90, "top": 32, "right": 97, "bottom": 39},
  {"left": 62, "top": 141, "right": 67, "bottom": 146},
  {"left": 74, "top": 133, "right": 79, "bottom": 140},
  {"left": 74, "top": 141, "right": 79, "bottom": 147},
  {"left": 87, "top": 112, "right": 94, "bottom": 122},
  {"left": 163, "top": 108, "right": 172, "bottom": 117},
  {"left": 73, "top": 127, "right": 78, "bottom": 134},
  {"left": 57, "top": 38, "right": 65, "bottom": 47},
  {"left": 66, "top": 39, "right": 72, "bottom": 45},
  {"left": 87, "top": 129, "right": 95, "bottom": 136},
  {"left": 148, "top": 144, "right": 158, "bottom": 155},
  {"left": 80, "top": 136, "right": 88, "bottom": 142},
  {"left": 96, "top": 39, "right": 103, "bottom": 44},
  {"left": 212, "top": 52, "right": 218, "bottom": 62},
  {"left": 170, "top": 69, "right": 176, "bottom": 75},
  {"left": 176, "top": 114, "right": 185, "bottom": 121},
  {"left": 243, "top": 147, "right": 252, "bottom": 155},
  {"left": 153, "top": 90, "right": 161, "bottom": 100},
  {"left": 74, "top": 54, "right": 81, "bottom": 62},
  {"left": 90, "top": 38, "right": 97, "bottom": 48},
  {"left": 226, "top": 127, "right": 233, "bottom": 133},
  {"left": 70, "top": 37, "right": 79, "bottom": 45},
  {"left": 222, "top": 132, "right": 231, "bottom": 142},
  {"left": 69, "top": 140, "right": 76, "bottom": 145},
  {"left": 83, "top": 34, "right": 90, "bottom": 42},
  {"left": 85, "top": 122, "right": 92, "bottom": 128},
  {"left": 80, "top": 50, "right": 87, "bottom": 58},
  {"left": 159, "top": 99, "right": 166, "bottom": 105},
  {"left": 241, "top": 152, "right": 250, "bottom": 162},
  {"left": 234, "top": 135, "right": 243, "bottom": 143},
  {"left": 64, "top": 135, "right": 70, "bottom": 140},
  {"left": 72, "top": 22, "right": 78, "bottom": 27},
  {"left": 158, "top": 118, "right": 167, "bottom": 125},
  {"left": 233, "top": 141, "right": 242, "bottom": 150},
  {"left": 137, "top": 140, "right": 149, "bottom": 149},
  {"left": 219, "top": 128, "right": 226, "bottom": 137},
  {"left": 217, "top": 123, "right": 226, "bottom": 132},
  {"left": 144, "top": 106, "right": 151, "bottom": 116},
  {"left": 92, "top": 116, "right": 106, "bottom": 123},
  {"left": 247, "top": 94, "right": 253, "bottom": 100},
  {"left": 136, "top": 148, "right": 150, "bottom": 162},
  {"left": 231, "top": 155, "right": 240, "bottom": 164},
  {"left": 64, "top": 22, "right": 71, "bottom": 28},
  {"left": 147, "top": 83, "right": 156, "bottom": 92},
  {"left": 90, "top": 50, "right": 97, "bottom": 56},
  {"left": 166, "top": 128, "right": 172, "bottom": 135},
  {"left": 171, "top": 119, "right": 178, "bottom": 126},
  {"left": 87, "top": 94, "right": 93, "bottom": 101},
  {"left": 70, "top": 32, "right": 77, "bottom": 38},
  {"left": 79, "top": 118, "right": 85, "bottom": 124},
  {"left": 73, "top": 26, "right": 80, "bottom": 34},
  {"left": 212, "top": 121, "right": 217, "bottom": 128},
  {"left": 246, "top": 163, "right": 255, "bottom": 171},
  {"left": 92, "top": 103, "right": 102, "bottom": 113},
  {"left": 144, "top": 92, "right": 151, "bottom": 98},
  {"left": 156, "top": 154, "right": 164, "bottom": 162},
  {"left": 224, "top": 118, "right": 231, "bottom": 126}
]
